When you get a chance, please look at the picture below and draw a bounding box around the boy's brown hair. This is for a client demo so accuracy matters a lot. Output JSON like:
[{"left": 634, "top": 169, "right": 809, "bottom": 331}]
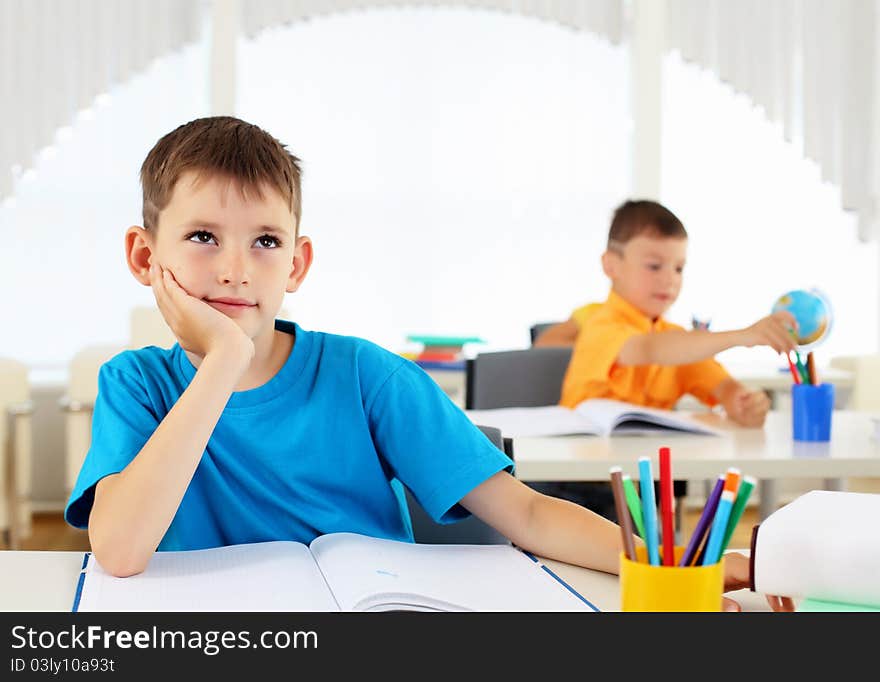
[
  {"left": 139, "top": 116, "right": 303, "bottom": 233},
  {"left": 607, "top": 199, "right": 687, "bottom": 250}
]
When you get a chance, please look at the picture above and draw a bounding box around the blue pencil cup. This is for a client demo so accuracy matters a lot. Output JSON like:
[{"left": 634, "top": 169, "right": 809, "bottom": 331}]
[{"left": 792, "top": 383, "right": 834, "bottom": 442}]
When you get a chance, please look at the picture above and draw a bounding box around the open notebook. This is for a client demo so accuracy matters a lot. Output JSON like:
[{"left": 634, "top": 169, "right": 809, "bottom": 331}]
[
  {"left": 465, "top": 398, "right": 721, "bottom": 437},
  {"left": 72, "top": 532, "right": 598, "bottom": 612}
]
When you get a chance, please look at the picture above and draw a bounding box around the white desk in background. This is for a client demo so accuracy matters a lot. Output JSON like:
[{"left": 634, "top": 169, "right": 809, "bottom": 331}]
[
  {"left": 723, "top": 363, "right": 853, "bottom": 408},
  {"left": 512, "top": 410, "right": 880, "bottom": 520},
  {"left": 0, "top": 549, "right": 770, "bottom": 612}
]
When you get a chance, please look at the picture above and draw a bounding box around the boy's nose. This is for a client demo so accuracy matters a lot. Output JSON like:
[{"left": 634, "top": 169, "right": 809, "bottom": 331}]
[{"left": 218, "top": 251, "right": 250, "bottom": 286}]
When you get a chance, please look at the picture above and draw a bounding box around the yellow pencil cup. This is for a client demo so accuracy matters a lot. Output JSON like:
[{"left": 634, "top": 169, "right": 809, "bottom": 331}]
[{"left": 620, "top": 546, "right": 724, "bottom": 612}]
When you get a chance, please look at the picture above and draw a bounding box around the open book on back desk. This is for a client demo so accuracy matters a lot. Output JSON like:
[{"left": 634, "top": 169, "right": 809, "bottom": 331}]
[
  {"left": 72, "top": 532, "right": 598, "bottom": 612},
  {"left": 465, "top": 398, "right": 720, "bottom": 437}
]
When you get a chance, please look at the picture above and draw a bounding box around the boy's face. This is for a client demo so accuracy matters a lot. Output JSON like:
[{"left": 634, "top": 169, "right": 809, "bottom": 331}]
[
  {"left": 602, "top": 233, "right": 687, "bottom": 319},
  {"left": 129, "top": 171, "right": 310, "bottom": 342}
]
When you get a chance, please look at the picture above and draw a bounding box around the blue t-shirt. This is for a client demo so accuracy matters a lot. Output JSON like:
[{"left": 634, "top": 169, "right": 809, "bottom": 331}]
[{"left": 65, "top": 321, "right": 513, "bottom": 551}]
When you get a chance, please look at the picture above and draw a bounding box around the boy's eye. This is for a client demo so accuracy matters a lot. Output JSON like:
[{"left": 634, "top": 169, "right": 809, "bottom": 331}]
[
  {"left": 255, "top": 234, "right": 281, "bottom": 249},
  {"left": 647, "top": 263, "right": 661, "bottom": 271},
  {"left": 187, "top": 230, "right": 217, "bottom": 245}
]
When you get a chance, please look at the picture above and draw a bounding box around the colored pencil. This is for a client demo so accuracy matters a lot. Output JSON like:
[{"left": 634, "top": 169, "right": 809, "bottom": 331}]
[
  {"left": 638, "top": 457, "right": 660, "bottom": 566},
  {"left": 679, "top": 475, "right": 725, "bottom": 567},
  {"left": 659, "top": 447, "right": 675, "bottom": 566},
  {"left": 702, "top": 469, "right": 742, "bottom": 565},
  {"left": 806, "top": 352, "right": 818, "bottom": 385},
  {"left": 786, "top": 352, "right": 802, "bottom": 384},
  {"left": 621, "top": 475, "right": 646, "bottom": 539},
  {"left": 609, "top": 467, "right": 637, "bottom": 561},
  {"left": 719, "top": 476, "right": 756, "bottom": 554}
]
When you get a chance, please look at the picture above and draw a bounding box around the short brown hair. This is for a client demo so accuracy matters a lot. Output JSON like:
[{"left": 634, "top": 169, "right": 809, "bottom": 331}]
[
  {"left": 607, "top": 199, "right": 687, "bottom": 249},
  {"left": 139, "top": 116, "right": 302, "bottom": 233}
]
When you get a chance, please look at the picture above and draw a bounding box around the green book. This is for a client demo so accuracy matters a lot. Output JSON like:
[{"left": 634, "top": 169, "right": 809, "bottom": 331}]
[
  {"left": 406, "top": 335, "right": 485, "bottom": 346},
  {"left": 798, "top": 598, "right": 880, "bottom": 612}
]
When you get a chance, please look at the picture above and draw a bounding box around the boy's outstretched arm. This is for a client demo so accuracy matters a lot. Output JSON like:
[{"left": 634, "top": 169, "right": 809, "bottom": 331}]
[
  {"left": 461, "top": 471, "right": 628, "bottom": 575},
  {"left": 88, "top": 266, "right": 254, "bottom": 577},
  {"left": 461, "top": 472, "right": 796, "bottom": 612},
  {"left": 617, "top": 311, "right": 798, "bottom": 367}
]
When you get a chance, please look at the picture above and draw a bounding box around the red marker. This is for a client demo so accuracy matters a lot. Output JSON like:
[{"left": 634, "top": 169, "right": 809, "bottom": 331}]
[
  {"left": 787, "top": 352, "right": 802, "bottom": 384},
  {"left": 659, "top": 446, "right": 675, "bottom": 566}
]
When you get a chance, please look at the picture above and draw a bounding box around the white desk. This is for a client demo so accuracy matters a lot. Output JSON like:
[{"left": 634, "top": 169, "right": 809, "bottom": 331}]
[
  {"left": 0, "top": 549, "right": 770, "bottom": 612},
  {"left": 512, "top": 411, "right": 880, "bottom": 518},
  {"left": 726, "top": 363, "right": 852, "bottom": 394}
]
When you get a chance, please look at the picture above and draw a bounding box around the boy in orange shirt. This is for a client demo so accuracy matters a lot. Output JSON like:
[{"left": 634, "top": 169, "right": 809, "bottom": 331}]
[{"left": 558, "top": 200, "right": 796, "bottom": 426}]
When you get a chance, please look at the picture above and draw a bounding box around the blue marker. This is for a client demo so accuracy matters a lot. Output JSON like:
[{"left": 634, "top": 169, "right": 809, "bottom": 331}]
[
  {"left": 702, "top": 487, "right": 737, "bottom": 565},
  {"left": 638, "top": 457, "right": 660, "bottom": 566}
]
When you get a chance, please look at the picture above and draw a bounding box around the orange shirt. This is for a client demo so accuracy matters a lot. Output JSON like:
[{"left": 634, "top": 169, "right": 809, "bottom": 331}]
[{"left": 560, "top": 291, "right": 731, "bottom": 409}]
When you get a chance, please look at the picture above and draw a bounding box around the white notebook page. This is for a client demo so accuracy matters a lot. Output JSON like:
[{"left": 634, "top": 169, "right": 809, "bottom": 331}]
[
  {"left": 310, "top": 533, "right": 595, "bottom": 612},
  {"left": 76, "top": 541, "right": 339, "bottom": 612}
]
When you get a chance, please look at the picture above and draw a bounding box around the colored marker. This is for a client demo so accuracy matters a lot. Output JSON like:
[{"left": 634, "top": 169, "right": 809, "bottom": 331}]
[
  {"left": 622, "top": 475, "right": 646, "bottom": 540},
  {"left": 610, "top": 467, "right": 637, "bottom": 561},
  {"left": 638, "top": 457, "right": 660, "bottom": 566},
  {"left": 719, "top": 476, "right": 756, "bottom": 554},
  {"left": 702, "top": 469, "right": 742, "bottom": 565},
  {"left": 786, "top": 352, "right": 802, "bottom": 385},
  {"left": 659, "top": 447, "right": 675, "bottom": 566},
  {"left": 806, "top": 352, "right": 818, "bottom": 386},
  {"left": 794, "top": 351, "right": 810, "bottom": 384},
  {"left": 679, "top": 474, "right": 724, "bottom": 567}
]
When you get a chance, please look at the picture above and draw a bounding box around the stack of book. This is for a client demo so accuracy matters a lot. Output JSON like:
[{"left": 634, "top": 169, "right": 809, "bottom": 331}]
[{"left": 403, "top": 334, "right": 484, "bottom": 368}]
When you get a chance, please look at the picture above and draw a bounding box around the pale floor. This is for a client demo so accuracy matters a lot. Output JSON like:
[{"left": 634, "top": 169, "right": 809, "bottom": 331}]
[{"left": 4, "top": 506, "right": 761, "bottom": 553}]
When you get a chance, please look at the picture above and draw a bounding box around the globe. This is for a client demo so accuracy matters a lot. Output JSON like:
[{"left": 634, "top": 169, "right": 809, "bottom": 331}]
[{"left": 771, "top": 289, "right": 832, "bottom": 348}]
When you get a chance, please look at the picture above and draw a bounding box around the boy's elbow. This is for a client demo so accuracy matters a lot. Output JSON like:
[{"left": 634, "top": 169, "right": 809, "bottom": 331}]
[
  {"left": 91, "top": 545, "right": 150, "bottom": 578},
  {"left": 88, "top": 529, "right": 151, "bottom": 577}
]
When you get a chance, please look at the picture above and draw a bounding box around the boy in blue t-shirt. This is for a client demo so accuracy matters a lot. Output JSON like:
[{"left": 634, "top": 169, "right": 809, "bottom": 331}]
[{"left": 64, "top": 116, "right": 789, "bottom": 612}]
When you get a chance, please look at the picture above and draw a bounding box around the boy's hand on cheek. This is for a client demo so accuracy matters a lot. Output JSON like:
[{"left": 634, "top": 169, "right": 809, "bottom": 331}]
[{"left": 149, "top": 264, "right": 255, "bottom": 365}]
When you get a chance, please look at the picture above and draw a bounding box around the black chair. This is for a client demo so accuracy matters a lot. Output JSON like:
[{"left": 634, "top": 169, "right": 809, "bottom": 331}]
[
  {"left": 465, "top": 347, "right": 573, "bottom": 409},
  {"left": 464, "top": 348, "right": 618, "bottom": 521},
  {"left": 404, "top": 424, "right": 512, "bottom": 545}
]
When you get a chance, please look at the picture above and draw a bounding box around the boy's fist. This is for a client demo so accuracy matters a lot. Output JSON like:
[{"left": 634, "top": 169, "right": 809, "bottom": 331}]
[{"left": 722, "top": 386, "right": 771, "bottom": 428}]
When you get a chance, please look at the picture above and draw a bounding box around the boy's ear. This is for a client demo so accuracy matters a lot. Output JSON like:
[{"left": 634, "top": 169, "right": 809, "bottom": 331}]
[
  {"left": 286, "top": 235, "right": 314, "bottom": 294},
  {"left": 125, "top": 225, "right": 154, "bottom": 286},
  {"left": 601, "top": 249, "right": 620, "bottom": 280}
]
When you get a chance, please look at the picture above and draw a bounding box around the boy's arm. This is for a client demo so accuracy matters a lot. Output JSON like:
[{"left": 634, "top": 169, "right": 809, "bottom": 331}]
[
  {"left": 88, "top": 349, "right": 249, "bottom": 577},
  {"left": 461, "top": 472, "right": 795, "bottom": 611},
  {"left": 88, "top": 265, "right": 254, "bottom": 577},
  {"left": 533, "top": 318, "right": 579, "bottom": 347},
  {"left": 617, "top": 311, "right": 797, "bottom": 367},
  {"left": 460, "top": 471, "right": 628, "bottom": 575}
]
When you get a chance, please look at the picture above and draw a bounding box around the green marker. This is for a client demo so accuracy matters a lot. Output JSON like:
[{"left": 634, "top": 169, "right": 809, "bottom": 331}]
[
  {"left": 719, "top": 476, "right": 756, "bottom": 553},
  {"left": 794, "top": 352, "right": 810, "bottom": 385},
  {"left": 621, "top": 474, "right": 646, "bottom": 539}
]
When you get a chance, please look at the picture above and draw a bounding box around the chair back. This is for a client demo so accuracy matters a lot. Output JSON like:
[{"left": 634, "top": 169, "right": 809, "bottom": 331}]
[
  {"left": 465, "top": 347, "right": 572, "bottom": 409},
  {"left": 405, "top": 424, "right": 512, "bottom": 545}
]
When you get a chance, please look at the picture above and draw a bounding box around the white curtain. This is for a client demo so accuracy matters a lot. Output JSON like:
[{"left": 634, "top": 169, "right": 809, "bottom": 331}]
[
  {"left": 0, "top": 0, "right": 201, "bottom": 200},
  {"left": 666, "top": 0, "right": 879, "bottom": 241},
  {"left": 239, "top": 0, "right": 625, "bottom": 43}
]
